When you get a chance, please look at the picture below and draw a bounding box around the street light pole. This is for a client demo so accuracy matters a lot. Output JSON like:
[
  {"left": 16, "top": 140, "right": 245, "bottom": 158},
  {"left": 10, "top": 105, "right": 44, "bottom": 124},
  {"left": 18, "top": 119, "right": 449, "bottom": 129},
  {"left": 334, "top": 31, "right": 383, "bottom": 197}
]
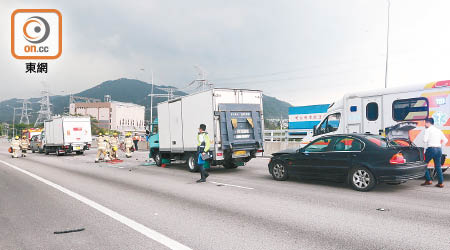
[
  {"left": 140, "top": 68, "right": 155, "bottom": 130},
  {"left": 150, "top": 69, "right": 154, "bottom": 125},
  {"left": 384, "top": 0, "right": 391, "bottom": 89}
]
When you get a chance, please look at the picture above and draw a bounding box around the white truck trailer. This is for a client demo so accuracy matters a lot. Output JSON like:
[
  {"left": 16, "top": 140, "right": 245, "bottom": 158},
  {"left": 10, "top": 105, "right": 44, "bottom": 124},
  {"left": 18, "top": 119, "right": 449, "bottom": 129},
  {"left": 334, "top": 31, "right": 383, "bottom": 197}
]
[
  {"left": 154, "top": 88, "right": 264, "bottom": 171},
  {"left": 41, "top": 116, "right": 92, "bottom": 156}
]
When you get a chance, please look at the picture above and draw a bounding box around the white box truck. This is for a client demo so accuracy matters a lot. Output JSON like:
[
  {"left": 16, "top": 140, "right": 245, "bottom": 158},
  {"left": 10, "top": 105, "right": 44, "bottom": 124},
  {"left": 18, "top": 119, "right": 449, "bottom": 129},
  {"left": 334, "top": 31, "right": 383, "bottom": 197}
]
[
  {"left": 152, "top": 88, "right": 264, "bottom": 171},
  {"left": 41, "top": 116, "right": 92, "bottom": 156},
  {"left": 302, "top": 80, "right": 450, "bottom": 169}
]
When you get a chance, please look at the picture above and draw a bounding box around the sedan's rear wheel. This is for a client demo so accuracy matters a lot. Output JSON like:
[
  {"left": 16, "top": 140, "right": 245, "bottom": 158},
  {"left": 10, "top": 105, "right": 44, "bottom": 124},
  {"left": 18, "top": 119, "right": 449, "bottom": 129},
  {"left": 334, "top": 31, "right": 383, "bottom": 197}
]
[
  {"left": 349, "top": 167, "right": 376, "bottom": 192},
  {"left": 271, "top": 162, "right": 288, "bottom": 181}
]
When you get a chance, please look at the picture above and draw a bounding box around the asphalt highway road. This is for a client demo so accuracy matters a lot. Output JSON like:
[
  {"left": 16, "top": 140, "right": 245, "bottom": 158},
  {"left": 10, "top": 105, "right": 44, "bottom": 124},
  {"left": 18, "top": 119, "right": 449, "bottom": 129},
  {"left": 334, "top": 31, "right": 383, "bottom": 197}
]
[{"left": 1, "top": 143, "right": 449, "bottom": 250}]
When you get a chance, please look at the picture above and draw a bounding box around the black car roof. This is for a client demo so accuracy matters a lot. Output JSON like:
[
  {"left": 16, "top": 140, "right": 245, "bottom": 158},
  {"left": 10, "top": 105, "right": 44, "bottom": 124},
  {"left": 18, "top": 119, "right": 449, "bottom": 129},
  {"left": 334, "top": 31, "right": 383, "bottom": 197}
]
[{"left": 321, "top": 133, "right": 377, "bottom": 138}]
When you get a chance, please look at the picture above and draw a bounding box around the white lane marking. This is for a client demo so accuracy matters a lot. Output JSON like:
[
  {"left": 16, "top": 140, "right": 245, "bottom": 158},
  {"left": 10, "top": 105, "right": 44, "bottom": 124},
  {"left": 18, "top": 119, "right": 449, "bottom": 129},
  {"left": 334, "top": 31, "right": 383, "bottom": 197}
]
[
  {"left": 0, "top": 160, "right": 192, "bottom": 250},
  {"left": 209, "top": 181, "right": 254, "bottom": 190}
]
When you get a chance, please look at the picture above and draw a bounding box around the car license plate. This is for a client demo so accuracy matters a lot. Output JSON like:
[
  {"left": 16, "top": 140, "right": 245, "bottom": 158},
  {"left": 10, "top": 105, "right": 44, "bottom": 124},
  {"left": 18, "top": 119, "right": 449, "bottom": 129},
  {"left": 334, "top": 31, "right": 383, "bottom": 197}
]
[
  {"left": 75, "top": 146, "right": 80, "bottom": 150},
  {"left": 233, "top": 150, "right": 247, "bottom": 156}
]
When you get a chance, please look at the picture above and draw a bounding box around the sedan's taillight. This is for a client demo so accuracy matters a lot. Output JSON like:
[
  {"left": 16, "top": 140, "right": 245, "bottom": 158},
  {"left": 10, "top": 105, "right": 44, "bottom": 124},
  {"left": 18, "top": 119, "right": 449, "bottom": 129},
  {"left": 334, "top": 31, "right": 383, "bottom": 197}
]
[{"left": 390, "top": 153, "right": 406, "bottom": 165}]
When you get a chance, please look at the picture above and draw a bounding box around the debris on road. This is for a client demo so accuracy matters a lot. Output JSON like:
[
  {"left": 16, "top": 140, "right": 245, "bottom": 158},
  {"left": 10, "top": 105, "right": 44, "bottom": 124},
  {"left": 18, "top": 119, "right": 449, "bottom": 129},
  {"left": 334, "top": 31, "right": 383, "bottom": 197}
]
[{"left": 54, "top": 228, "right": 85, "bottom": 234}]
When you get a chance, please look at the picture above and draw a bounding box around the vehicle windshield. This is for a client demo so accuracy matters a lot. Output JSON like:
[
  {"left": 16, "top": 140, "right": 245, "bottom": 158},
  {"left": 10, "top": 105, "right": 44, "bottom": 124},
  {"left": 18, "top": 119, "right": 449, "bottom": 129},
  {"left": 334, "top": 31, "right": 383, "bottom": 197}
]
[
  {"left": 316, "top": 113, "right": 341, "bottom": 135},
  {"left": 364, "top": 135, "right": 411, "bottom": 148}
]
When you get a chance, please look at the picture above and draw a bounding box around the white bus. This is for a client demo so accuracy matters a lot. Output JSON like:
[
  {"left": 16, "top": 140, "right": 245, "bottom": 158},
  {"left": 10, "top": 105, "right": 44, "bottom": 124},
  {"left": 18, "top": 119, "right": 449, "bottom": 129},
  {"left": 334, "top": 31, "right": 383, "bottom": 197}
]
[{"left": 303, "top": 80, "right": 450, "bottom": 169}]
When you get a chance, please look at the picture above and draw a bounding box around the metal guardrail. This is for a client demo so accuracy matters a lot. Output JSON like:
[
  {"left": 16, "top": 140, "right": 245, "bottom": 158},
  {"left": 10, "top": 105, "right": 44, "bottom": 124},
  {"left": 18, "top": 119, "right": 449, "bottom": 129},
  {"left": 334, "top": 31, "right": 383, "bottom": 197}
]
[{"left": 264, "top": 129, "right": 311, "bottom": 142}]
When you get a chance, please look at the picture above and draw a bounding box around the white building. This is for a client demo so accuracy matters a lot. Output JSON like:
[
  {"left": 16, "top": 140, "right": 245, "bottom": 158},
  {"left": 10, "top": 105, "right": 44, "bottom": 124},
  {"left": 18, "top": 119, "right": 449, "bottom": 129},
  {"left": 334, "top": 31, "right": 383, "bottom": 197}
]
[{"left": 69, "top": 101, "right": 145, "bottom": 132}]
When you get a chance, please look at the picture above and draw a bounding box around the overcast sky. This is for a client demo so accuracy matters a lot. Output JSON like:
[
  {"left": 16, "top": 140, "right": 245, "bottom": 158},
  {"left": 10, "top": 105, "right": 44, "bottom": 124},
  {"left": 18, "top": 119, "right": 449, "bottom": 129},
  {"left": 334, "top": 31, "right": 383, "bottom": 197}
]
[{"left": 1, "top": 0, "right": 450, "bottom": 106}]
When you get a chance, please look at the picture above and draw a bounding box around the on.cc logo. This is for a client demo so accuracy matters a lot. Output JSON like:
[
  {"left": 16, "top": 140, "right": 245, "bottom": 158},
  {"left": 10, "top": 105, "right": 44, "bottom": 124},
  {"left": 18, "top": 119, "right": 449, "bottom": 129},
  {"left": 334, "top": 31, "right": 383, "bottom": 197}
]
[
  {"left": 11, "top": 9, "right": 62, "bottom": 60},
  {"left": 23, "top": 16, "right": 50, "bottom": 44}
]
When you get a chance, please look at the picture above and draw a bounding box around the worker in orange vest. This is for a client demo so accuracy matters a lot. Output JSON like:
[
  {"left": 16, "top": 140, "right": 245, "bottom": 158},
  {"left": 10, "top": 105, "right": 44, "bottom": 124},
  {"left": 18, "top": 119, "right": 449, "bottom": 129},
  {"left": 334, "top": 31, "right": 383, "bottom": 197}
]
[{"left": 132, "top": 133, "right": 140, "bottom": 151}]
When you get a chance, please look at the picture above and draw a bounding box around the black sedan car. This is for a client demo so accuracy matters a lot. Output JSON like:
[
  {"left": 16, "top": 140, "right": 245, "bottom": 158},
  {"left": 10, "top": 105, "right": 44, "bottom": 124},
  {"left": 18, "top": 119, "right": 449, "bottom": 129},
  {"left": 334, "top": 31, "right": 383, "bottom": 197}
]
[{"left": 268, "top": 134, "right": 427, "bottom": 191}]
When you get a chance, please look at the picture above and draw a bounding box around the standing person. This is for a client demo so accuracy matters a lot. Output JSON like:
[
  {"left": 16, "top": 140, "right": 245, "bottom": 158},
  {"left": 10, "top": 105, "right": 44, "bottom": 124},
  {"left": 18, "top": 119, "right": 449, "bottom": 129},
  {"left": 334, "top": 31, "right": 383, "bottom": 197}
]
[
  {"left": 97, "top": 133, "right": 104, "bottom": 144},
  {"left": 124, "top": 132, "right": 134, "bottom": 158},
  {"left": 20, "top": 135, "right": 30, "bottom": 157},
  {"left": 196, "top": 124, "right": 210, "bottom": 183},
  {"left": 10, "top": 136, "right": 21, "bottom": 158},
  {"left": 109, "top": 132, "right": 120, "bottom": 160},
  {"left": 132, "top": 133, "right": 140, "bottom": 151},
  {"left": 421, "top": 118, "right": 448, "bottom": 188},
  {"left": 104, "top": 132, "right": 111, "bottom": 157},
  {"left": 95, "top": 138, "right": 110, "bottom": 163},
  {"left": 145, "top": 129, "right": 150, "bottom": 141}
]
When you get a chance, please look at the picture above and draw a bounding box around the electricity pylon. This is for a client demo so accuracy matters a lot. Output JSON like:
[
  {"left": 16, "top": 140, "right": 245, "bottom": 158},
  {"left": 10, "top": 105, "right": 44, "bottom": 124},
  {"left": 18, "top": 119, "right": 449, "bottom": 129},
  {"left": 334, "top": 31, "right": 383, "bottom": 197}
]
[
  {"left": 34, "top": 90, "right": 52, "bottom": 126},
  {"left": 19, "top": 99, "right": 32, "bottom": 125}
]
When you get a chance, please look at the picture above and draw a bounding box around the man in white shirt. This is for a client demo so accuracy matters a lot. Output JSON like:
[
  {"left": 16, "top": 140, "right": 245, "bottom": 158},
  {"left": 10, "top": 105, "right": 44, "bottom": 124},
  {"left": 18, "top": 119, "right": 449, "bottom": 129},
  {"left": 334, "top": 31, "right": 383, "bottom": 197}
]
[{"left": 421, "top": 118, "right": 448, "bottom": 188}]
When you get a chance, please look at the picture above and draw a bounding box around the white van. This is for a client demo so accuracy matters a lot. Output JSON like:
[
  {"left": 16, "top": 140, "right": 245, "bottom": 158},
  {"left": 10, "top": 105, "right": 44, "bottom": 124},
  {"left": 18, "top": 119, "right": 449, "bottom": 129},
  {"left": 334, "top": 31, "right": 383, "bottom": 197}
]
[
  {"left": 42, "top": 116, "right": 92, "bottom": 155},
  {"left": 302, "top": 80, "right": 450, "bottom": 169}
]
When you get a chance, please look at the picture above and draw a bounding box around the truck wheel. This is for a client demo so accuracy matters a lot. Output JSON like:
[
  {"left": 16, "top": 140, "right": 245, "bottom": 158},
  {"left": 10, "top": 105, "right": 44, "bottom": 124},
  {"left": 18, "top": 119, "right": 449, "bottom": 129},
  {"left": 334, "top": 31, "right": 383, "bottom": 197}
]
[
  {"left": 44, "top": 147, "right": 49, "bottom": 155},
  {"left": 154, "top": 152, "right": 162, "bottom": 167},
  {"left": 187, "top": 154, "right": 199, "bottom": 172},
  {"left": 223, "top": 161, "right": 238, "bottom": 169}
]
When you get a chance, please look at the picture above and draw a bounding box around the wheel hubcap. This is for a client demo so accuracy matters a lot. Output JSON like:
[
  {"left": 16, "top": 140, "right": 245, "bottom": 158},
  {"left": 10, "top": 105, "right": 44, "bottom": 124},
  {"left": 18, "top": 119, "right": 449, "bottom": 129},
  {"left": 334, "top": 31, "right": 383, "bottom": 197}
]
[
  {"left": 353, "top": 170, "right": 370, "bottom": 188},
  {"left": 273, "top": 164, "right": 285, "bottom": 178}
]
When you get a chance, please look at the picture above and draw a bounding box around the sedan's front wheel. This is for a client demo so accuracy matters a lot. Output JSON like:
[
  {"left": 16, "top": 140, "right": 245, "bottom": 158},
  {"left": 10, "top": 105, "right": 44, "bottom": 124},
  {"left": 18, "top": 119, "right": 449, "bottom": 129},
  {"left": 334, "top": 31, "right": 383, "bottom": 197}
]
[
  {"left": 271, "top": 162, "right": 288, "bottom": 181},
  {"left": 349, "top": 167, "right": 376, "bottom": 192}
]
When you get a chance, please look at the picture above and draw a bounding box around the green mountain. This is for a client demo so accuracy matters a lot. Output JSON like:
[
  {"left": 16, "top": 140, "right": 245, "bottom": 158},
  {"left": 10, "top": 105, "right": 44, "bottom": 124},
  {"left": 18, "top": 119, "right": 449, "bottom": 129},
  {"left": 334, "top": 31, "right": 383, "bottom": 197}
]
[
  {"left": 0, "top": 78, "right": 291, "bottom": 123},
  {"left": 262, "top": 95, "right": 292, "bottom": 119}
]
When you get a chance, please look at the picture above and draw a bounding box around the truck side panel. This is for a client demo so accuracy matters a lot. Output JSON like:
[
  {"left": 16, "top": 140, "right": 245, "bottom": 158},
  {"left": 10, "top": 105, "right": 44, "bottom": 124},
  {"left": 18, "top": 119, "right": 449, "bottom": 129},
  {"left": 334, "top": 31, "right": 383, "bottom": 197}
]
[
  {"left": 169, "top": 100, "right": 184, "bottom": 152},
  {"left": 158, "top": 102, "right": 171, "bottom": 151},
  {"left": 181, "top": 90, "right": 214, "bottom": 152},
  {"left": 45, "top": 118, "right": 64, "bottom": 145},
  {"left": 212, "top": 89, "right": 237, "bottom": 110},
  {"left": 239, "top": 90, "right": 263, "bottom": 104},
  {"left": 62, "top": 118, "right": 92, "bottom": 145}
]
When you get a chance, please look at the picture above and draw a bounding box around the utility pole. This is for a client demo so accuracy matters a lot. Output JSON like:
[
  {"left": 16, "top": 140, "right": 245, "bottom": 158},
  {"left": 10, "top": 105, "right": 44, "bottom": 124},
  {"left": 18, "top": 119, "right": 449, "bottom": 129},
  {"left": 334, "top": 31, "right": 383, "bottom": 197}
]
[
  {"left": 159, "top": 87, "right": 177, "bottom": 101},
  {"left": 384, "top": 0, "right": 391, "bottom": 89},
  {"left": 141, "top": 68, "right": 155, "bottom": 124},
  {"left": 147, "top": 87, "right": 177, "bottom": 123},
  {"left": 12, "top": 107, "right": 21, "bottom": 137},
  {"left": 150, "top": 70, "right": 154, "bottom": 124},
  {"left": 193, "top": 65, "right": 213, "bottom": 91},
  {"left": 19, "top": 99, "right": 32, "bottom": 125},
  {"left": 35, "top": 90, "right": 52, "bottom": 126}
]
